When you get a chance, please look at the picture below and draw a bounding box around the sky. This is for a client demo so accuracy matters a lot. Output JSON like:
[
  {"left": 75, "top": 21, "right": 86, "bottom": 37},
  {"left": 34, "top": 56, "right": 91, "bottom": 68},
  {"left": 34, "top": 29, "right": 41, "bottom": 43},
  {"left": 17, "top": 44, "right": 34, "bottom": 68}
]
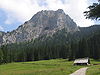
[{"left": 0, "top": 0, "right": 99, "bottom": 32}]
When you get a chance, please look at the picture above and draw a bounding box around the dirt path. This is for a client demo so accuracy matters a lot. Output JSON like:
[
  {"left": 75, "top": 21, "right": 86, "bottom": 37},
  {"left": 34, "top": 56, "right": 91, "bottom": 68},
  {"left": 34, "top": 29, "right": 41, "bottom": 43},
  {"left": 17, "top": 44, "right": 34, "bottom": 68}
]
[{"left": 70, "top": 67, "right": 88, "bottom": 75}]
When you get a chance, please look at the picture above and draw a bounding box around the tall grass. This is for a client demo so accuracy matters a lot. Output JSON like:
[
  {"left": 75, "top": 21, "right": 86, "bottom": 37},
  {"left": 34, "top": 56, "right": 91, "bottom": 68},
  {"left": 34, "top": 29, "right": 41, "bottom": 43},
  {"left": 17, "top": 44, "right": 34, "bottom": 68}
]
[
  {"left": 0, "top": 59, "right": 83, "bottom": 75},
  {"left": 86, "top": 59, "right": 100, "bottom": 75}
]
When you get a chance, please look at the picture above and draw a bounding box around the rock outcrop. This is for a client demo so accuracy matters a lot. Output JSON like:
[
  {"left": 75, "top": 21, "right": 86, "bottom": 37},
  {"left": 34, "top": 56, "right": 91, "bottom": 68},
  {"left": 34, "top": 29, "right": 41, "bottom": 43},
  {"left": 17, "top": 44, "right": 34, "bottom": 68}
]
[{"left": 2, "top": 9, "right": 79, "bottom": 44}]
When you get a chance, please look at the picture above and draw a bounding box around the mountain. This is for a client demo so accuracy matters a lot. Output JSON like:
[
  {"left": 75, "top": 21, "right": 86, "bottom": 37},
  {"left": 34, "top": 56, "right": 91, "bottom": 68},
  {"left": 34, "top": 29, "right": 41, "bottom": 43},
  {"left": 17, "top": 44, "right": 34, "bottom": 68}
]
[
  {"left": 0, "top": 31, "right": 5, "bottom": 45},
  {"left": 0, "top": 9, "right": 100, "bottom": 63},
  {"left": 70, "top": 25, "right": 100, "bottom": 41},
  {"left": 2, "top": 9, "right": 79, "bottom": 44}
]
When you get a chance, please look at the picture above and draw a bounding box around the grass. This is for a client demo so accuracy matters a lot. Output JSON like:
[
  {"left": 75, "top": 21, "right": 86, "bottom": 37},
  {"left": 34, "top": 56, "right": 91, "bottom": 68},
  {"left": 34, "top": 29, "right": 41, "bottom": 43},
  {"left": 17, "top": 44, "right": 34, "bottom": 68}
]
[
  {"left": 0, "top": 59, "right": 83, "bottom": 75},
  {"left": 1, "top": 59, "right": 99, "bottom": 75},
  {"left": 86, "top": 59, "right": 100, "bottom": 75}
]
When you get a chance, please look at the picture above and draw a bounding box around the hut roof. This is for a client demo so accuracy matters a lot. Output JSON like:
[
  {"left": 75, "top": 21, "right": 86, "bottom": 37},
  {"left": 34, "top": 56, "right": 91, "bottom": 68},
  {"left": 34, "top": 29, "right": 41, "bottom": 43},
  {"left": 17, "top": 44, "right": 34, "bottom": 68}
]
[{"left": 74, "top": 58, "right": 89, "bottom": 64}]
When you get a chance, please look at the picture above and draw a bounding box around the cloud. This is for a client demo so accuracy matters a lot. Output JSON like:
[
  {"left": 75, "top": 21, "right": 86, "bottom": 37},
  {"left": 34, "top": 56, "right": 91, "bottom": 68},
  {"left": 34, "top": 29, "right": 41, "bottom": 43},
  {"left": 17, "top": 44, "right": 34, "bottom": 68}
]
[
  {"left": 0, "top": 0, "right": 94, "bottom": 27},
  {"left": 0, "top": 26, "right": 4, "bottom": 31}
]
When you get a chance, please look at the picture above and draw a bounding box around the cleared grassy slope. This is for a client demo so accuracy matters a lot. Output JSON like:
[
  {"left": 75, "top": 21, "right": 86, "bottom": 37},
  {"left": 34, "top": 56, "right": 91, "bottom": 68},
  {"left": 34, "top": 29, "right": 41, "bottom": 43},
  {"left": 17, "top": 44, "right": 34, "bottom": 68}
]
[{"left": 0, "top": 59, "right": 83, "bottom": 75}]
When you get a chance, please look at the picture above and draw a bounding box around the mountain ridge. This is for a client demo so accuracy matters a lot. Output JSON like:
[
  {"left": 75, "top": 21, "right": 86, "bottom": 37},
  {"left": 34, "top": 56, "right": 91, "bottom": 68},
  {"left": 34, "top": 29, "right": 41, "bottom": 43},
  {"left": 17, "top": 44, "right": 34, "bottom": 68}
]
[
  {"left": 0, "top": 9, "right": 100, "bottom": 45},
  {"left": 1, "top": 9, "right": 79, "bottom": 45}
]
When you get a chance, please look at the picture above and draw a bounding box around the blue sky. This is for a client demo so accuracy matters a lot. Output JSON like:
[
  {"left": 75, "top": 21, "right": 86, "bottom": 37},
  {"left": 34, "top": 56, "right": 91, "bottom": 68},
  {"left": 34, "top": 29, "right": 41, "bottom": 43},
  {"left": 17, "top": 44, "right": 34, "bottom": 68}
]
[
  {"left": 0, "top": 9, "right": 22, "bottom": 32},
  {"left": 0, "top": 0, "right": 99, "bottom": 32}
]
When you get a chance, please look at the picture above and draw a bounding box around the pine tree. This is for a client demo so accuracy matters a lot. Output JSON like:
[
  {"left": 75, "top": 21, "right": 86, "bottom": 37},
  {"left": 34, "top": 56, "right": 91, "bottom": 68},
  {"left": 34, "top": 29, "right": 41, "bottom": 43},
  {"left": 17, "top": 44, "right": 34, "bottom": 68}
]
[{"left": 0, "top": 49, "right": 3, "bottom": 64}]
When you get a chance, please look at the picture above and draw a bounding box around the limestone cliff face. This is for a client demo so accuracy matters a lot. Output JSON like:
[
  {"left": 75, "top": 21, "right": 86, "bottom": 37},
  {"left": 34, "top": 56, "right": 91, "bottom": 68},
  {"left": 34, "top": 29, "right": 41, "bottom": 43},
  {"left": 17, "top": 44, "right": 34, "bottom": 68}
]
[
  {"left": 0, "top": 31, "right": 5, "bottom": 45},
  {"left": 2, "top": 9, "right": 79, "bottom": 44}
]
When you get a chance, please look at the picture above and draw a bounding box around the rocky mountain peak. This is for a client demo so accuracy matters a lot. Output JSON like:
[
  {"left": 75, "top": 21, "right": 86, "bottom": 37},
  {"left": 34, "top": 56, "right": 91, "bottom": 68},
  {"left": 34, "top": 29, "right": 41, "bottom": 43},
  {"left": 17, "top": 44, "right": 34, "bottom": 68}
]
[
  {"left": 56, "top": 9, "right": 64, "bottom": 13},
  {"left": 30, "top": 9, "right": 65, "bottom": 21},
  {"left": 29, "top": 9, "right": 78, "bottom": 30},
  {"left": 2, "top": 9, "right": 79, "bottom": 44}
]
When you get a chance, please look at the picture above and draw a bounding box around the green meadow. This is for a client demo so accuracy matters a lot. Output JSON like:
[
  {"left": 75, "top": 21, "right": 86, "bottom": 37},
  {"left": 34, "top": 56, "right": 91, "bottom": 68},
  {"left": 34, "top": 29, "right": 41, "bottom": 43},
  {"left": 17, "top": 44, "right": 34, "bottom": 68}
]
[
  {"left": 86, "top": 59, "right": 100, "bottom": 75},
  {"left": 0, "top": 59, "right": 99, "bottom": 75},
  {"left": 0, "top": 59, "right": 82, "bottom": 75}
]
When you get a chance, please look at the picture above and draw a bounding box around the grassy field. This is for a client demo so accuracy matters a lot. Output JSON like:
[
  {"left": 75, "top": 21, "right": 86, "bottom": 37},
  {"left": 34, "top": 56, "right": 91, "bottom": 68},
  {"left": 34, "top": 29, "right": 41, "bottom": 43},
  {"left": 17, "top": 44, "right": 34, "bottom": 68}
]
[
  {"left": 86, "top": 59, "right": 100, "bottom": 75},
  {"left": 0, "top": 59, "right": 99, "bottom": 75},
  {"left": 0, "top": 59, "right": 83, "bottom": 75}
]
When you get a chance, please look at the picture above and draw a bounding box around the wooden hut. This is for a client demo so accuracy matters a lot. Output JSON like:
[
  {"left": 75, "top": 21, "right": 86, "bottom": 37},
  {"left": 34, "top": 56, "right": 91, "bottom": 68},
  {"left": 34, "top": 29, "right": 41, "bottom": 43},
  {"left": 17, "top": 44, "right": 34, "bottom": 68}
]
[{"left": 74, "top": 58, "right": 90, "bottom": 65}]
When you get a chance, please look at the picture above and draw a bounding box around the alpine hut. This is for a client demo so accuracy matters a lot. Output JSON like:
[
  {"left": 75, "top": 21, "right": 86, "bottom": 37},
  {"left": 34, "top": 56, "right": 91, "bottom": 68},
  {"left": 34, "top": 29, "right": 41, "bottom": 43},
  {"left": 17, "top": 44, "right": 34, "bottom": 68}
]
[{"left": 74, "top": 58, "right": 90, "bottom": 65}]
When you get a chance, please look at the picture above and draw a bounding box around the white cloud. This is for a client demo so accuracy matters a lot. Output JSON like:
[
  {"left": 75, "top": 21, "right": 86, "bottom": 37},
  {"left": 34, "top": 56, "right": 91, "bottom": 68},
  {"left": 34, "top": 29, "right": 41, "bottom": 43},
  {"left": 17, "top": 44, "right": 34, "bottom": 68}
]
[
  {"left": 0, "top": 0, "right": 94, "bottom": 27},
  {"left": 0, "top": 26, "right": 4, "bottom": 31}
]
